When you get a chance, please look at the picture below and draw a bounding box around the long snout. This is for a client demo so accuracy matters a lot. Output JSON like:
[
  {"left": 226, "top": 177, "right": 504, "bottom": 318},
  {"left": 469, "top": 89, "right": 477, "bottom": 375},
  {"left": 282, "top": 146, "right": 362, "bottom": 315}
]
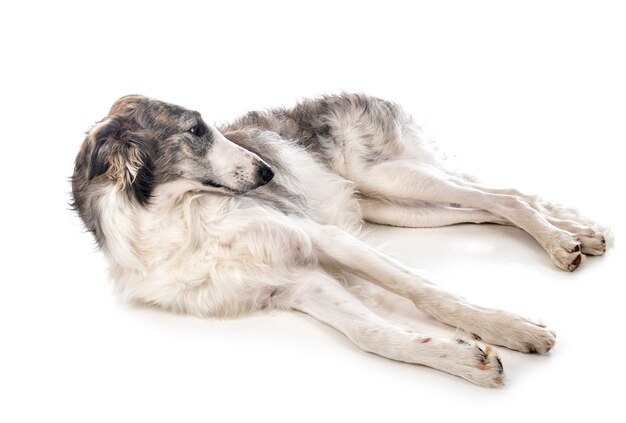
[{"left": 209, "top": 130, "right": 275, "bottom": 193}]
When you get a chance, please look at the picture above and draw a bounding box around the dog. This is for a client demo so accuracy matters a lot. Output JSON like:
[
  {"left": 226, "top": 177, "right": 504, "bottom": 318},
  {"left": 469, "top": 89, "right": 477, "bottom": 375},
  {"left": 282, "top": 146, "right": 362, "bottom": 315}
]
[{"left": 71, "top": 93, "right": 610, "bottom": 387}]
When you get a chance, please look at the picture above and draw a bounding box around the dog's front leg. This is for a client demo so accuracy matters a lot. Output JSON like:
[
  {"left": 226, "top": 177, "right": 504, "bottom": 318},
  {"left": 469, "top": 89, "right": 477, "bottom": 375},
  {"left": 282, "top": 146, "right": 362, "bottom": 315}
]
[
  {"left": 276, "top": 270, "right": 504, "bottom": 387},
  {"left": 308, "top": 224, "right": 556, "bottom": 354}
]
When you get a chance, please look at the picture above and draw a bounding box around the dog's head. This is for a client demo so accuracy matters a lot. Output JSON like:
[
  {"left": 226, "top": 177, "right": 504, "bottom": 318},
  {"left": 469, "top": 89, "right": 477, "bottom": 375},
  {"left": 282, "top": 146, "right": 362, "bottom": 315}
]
[
  {"left": 72, "top": 95, "right": 274, "bottom": 205},
  {"left": 71, "top": 95, "right": 275, "bottom": 243}
]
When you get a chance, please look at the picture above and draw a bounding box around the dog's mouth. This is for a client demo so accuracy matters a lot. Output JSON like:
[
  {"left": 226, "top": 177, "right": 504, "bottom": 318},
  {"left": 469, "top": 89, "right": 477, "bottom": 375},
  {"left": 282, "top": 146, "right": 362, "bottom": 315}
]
[
  {"left": 200, "top": 179, "right": 251, "bottom": 195},
  {"left": 200, "top": 163, "right": 274, "bottom": 194},
  {"left": 201, "top": 179, "right": 225, "bottom": 189},
  {"left": 201, "top": 179, "right": 236, "bottom": 193}
]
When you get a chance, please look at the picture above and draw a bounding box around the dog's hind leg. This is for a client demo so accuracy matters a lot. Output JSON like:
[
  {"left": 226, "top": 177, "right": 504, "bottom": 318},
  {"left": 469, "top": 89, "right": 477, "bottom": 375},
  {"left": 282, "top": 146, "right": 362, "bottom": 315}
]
[
  {"left": 278, "top": 270, "right": 505, "bottom": 387},
  {"left": 360, "top": 198, "right": 509, "bottom": 228},
  {"left": 459, "top": 181, "right": 610, "bottom": 255},
  {"left": 351, "top": 160, "right": 598, "bottom": 271},
  {"left": 319, "top": 93, "right": 608, "bottom": 264},
  {"left": 304, "top": 224, "right": 556, "bottom": 354}
]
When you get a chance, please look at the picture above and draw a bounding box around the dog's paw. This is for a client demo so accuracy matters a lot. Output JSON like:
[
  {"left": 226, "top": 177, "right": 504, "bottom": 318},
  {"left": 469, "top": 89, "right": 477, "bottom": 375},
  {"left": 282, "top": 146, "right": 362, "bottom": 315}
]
[
  {"left": 592, "top": 223, "right": 614, "bottom": 249},
  {"left": 466, "top": 313, "right": 556, "bottom": 354},
  {"left": 547, "top": 217, "right": 609, "bottom": 256},
  {"left": 502, "top": 322, "right": 556, "bottom": 354},
  {"left": 578, "top": 231, "right": 606, "bottom": 256},
  {"left": 456, "top": 343, "right": 505, "bottom": 388},
  {"left": 542, "top": 234, "right": 584, "bottom": 271}
]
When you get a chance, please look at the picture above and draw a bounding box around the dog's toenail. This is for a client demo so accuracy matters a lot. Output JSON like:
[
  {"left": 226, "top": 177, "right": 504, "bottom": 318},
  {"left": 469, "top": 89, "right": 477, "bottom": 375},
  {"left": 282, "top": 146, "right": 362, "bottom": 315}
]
[
  {"left": 572, "top": 254, "right": 582, "bottom": 267},
  {"left": 495, "top": 356, "right": 504, "bottom": 373}
]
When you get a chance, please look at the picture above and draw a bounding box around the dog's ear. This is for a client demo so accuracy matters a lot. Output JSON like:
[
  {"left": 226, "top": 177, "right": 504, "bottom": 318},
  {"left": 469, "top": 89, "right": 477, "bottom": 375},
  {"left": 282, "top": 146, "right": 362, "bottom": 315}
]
[{"left": 88, "top": 116, "right": 155, "bottom": 204}]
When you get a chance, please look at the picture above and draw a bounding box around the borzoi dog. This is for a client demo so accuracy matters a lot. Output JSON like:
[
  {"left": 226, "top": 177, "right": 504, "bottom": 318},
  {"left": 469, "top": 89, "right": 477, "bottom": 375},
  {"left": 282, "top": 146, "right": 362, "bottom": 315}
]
[{"left": 71, "top": 93, "right": 610, "bottom": 387}]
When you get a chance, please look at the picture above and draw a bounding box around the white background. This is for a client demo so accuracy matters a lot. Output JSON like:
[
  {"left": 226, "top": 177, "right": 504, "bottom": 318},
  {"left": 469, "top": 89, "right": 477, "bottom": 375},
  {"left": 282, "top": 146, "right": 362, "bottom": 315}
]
[{"left": 1, "top": 1, "right": 625, "bottom": 421}]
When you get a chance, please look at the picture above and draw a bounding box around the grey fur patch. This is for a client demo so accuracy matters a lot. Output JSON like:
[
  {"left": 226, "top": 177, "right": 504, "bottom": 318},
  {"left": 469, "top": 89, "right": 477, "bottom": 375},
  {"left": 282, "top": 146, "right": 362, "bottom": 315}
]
[{"left": 220, "top": 93, "right": 406, "bottom": 168}]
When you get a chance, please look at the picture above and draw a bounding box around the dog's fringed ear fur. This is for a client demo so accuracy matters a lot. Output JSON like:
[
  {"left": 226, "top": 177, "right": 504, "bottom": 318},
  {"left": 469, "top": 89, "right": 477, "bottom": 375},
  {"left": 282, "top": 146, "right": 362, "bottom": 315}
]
[{"left": 88, "top": 115, "right": 155, "bottom": 204}]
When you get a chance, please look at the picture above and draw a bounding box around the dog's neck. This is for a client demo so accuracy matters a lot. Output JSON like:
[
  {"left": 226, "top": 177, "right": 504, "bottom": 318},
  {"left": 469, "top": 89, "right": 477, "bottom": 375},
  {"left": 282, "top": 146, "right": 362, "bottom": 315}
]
[
  {"left": 97, "top": 181, "right": 232, "bottom": 278},
  {"left": 97, "top": 185, "right": 151, "bottom": 274}
]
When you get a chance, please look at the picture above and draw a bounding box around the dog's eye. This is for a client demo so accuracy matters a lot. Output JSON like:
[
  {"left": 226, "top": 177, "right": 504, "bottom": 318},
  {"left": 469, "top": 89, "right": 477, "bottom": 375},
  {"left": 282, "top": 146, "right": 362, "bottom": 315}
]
[{"left": 188, "top": 122, "right": 206, "bottom": 137}]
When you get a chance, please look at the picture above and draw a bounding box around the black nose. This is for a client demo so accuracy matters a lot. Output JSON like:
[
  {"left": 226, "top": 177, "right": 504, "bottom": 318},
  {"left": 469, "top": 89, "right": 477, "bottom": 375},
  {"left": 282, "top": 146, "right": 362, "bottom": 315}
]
[{"left": 258, "top": 163, "right": 275, "bottom": 184}]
